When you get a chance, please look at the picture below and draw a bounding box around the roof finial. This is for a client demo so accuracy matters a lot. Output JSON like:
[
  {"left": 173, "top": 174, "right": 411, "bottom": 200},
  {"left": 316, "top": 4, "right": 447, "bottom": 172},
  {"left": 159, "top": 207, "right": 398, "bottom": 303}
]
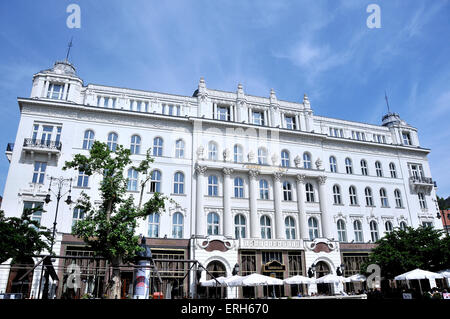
[{"left": 65, "top": 37, "right": 73, "bottom": 62}]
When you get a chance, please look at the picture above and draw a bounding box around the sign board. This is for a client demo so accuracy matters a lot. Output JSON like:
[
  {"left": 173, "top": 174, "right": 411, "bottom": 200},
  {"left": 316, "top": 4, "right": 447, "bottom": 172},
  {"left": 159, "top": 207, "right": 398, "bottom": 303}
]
[
  {"left": 402, "top": 293, "right": 413, "bottom": 299},
  {"left": 443, "top": 293, "right": 450, "bottom": 300},
  {"left": 262, "top": 260, "right": 286, "bottom": 272}
]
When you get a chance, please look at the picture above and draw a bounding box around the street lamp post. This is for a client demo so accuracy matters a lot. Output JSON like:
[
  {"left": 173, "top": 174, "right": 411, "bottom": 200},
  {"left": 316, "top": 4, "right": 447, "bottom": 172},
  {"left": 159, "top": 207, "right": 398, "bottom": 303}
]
[{"left": 40, "top": 176, "right": 73, "bottom": 299}]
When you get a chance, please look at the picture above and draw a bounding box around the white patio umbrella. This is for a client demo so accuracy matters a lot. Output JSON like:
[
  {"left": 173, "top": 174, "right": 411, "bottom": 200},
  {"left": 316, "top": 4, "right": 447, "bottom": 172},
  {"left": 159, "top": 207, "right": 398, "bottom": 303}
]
[
  {"left": 283, "top": 275, "right": 315, "bottom": 285},
  {"left": 241, "top": 273, "right": 284, "bottom": 286},
  {"left": 284, "top": 275, "right": 315, "bottom": 297},
  {"left": 394, "top": 268, "right": 443, "bottom": 281},
  {"left": 438, "top": 269, "right": 450, "bottom": 278},
  {"left": 224, "top": 275, "right": 244, "bottom": 287},
  {"left": 241, "top": 273, "right": 284, "bottom": 299},
  {"left": 315, "top": 274, "right": 346, "bottom": 284},
  {"left": 394, "top": 268, "right": 444, "bottom": 295},
  {"left": 346, "top": 274, "right": 367, "bottom": 282},
  {"left": 200, "top": 276, "right": 228, "bottom": 287}
]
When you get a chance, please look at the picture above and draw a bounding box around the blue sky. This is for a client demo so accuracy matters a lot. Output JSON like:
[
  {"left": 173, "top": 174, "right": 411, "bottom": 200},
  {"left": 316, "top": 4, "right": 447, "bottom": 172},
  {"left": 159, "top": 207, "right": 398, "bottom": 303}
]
[{"left": 0, "top": 0, "right": 449, "bottom": 198}]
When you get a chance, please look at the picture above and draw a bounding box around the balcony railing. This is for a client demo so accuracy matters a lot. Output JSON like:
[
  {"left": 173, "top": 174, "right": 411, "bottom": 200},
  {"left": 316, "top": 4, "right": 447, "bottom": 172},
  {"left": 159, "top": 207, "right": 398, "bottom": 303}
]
[
  {"left": 23, "top": 138, "right": 62, "bottom": 151},
  {"left": 409, "top": 176, "right": 434, "bottom": 185}
]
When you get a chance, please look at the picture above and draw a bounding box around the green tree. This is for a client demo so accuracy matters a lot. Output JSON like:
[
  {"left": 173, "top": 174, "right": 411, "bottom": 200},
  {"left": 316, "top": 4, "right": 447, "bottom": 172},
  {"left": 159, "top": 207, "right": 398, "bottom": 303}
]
[
  {"left": 0, "top": 207, "right": 52, "bottom": 265},
  {"left": 437, "top": 196, "right": 450, "bottom": 210},
  {"left": 361, "top": 226, "right": 450, "bottom": 280},
  {"left": 63, "top": 141, "right": 167, "bottom": 299}
]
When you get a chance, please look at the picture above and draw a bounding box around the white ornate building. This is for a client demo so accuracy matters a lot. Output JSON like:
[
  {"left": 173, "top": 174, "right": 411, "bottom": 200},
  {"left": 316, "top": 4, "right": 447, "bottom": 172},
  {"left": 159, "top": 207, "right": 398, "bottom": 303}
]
[{"left": 0, "top": 60, "right": 441, "bottom": 298}]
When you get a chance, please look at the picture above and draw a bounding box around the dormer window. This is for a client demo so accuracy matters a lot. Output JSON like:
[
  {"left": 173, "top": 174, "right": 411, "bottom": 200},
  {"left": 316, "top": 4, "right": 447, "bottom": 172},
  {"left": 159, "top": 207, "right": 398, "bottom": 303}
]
[
  {"left": 47, "top": 83, "right": 64, "bottom": 100},
  {"left": 402, "top": 132, "right": 411, "bottom": 145},
  {"left": 285, "top": 116, "right": 296, "bottom": 129}
]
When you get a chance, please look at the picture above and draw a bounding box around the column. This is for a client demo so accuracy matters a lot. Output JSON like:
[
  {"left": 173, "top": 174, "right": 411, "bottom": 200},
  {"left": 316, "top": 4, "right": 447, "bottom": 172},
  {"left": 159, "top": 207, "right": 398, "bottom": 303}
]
[
  {"left": 223, "top": 168, "right": 234, "bottom": 237},
  {"left": 296, "top": 174, "right": 309, "bottom": 239},
  {"left": 62, "top": 83, "right": 68, "bottom": 100},
  {"left": 43, "top": 80, "right": 50, "bottom": 98},
  {"left": 273, "top": 172, "right": 284, "bottom": 239},
  {"left": 248, "top": 169, "right": 260, "bottom": 238},
  {"left": 195, "top": 164, "right": 207, "bottom": 236},
  {"left": 318, "top": 176, "right": 333, "bottom": 239}
]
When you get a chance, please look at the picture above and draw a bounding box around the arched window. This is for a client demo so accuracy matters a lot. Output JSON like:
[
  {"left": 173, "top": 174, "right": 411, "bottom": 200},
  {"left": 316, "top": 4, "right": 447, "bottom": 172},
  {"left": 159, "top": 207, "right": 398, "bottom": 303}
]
[
  {"left": 130, "top": 135, "right": 141, "bottom": 155},
  {"left": 345, "top": 158, "right": 353, "bottom": 174},
  {"left": 349, "top": 186, "right": 358, "bottom": 205},
  {"left": 148, "top": 213, "right": 160, "bottom": 238},
  {"left": 380, "top": 188, "right": 388, "bottom": 207},
  {"left": 207, "top": 212, "right": 220, "bottom": 235},
  {"left": 83, "top": 130, "right": 95, "bottom": 150},
  {"left": 394, "top": 189, "right": 402, "bottom": 208},
  {"left": 174, "top": 172, "right": 185, "bottom": 194},
  {"left": 285, "top": 216, "right": 296, "bottom": 239},
  {"left": 175, "top": 139, "right": 185, "bottom": 158},
  {"left": 305, "top": 183, "right": 315, "bottom": 202},
  {"left": 333, "top": 185, "right": 342, "bottom": 205},
  {"left": 281, "top": 150, "right": 290, "bottom": 167},
  {"left": 234, "top": 177, "right": 244, "bottom": 198},
  {"left": 337, "top": 219, "right": 347, "bottom": 242},
  {"left": 360, "top": 159, "right": 368, "bottom": 176},
  {"left": 234, "top": 144, "right": 243, "bottom": 163},
  {"left": 234, "top": 214, "right": 246, "bottom": 239},
  {"left": 282, "top": 181, "right": 293, "bottom": 201},
  {"left": 303, "top": 152, "right": 312, "bottom": 169},
  {"left": 329, "top": 156, "right": 337, "bottom": 173},
  {"left": 399, "top": 221, "right": 407, "bottom": 231},
  {"left": 172, "top": 212, "right": 183, "bottom": 238},
  {"left": 353, "top": 220, "right": 363, "bottom": 242},
  {"left": 260, "top": 215, "right": 272, "bottom": 239},
  {"left": 389, "top": 162, "right": 397, "bottom": 178},
  {"left": 258, "top": 147, "right": 267, "bottom": 165},
  {"left": 150, "top": 170, "right": 161, "bottom": 193},
  {"left": 308, "top": 217, "right": 319, "bottom": 240},
  {"left": 375, "top": 161, "right": 383, "bottom": 177},
  {"left": 370, "top": 221, "right": 379, "bottom": 242},
  {"left": 259, "top": 179, "right": 269, "bottom": 199},
  {"left": 208, "top": 141, "right": 218, "bottom": 160},
  {"left": 208, "top": 175, "right": 219, "bottom": 196},
  {"left": 107, "top": 132, "right": 118, "bottom": 151},
  {"left": 153, "top": 137, "right": 163, "bottom": 157},
  {"left": 365, "top": 187, "right": 374, "bottom": 206},
  {"left": 385, "top": 221, "right": 393, "bottom": 234},
  {"left": 127, "top": 168, "right": 138, "bottom": 191}
]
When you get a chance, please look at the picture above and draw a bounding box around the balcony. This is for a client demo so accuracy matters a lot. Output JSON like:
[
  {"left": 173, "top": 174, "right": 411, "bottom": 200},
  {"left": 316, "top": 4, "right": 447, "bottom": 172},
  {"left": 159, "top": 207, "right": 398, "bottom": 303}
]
[
  {"left": 409, "top": 176, "right": 434, "bottom": 194},
  {"left": 238, "top": 238, "right": 304, "bottom": 250},
  {"left": 5, "top": 143, "right": 14, "bottom": 162},
  {"left": 22, "top": 138, "right": 62, "bottom": 160}
]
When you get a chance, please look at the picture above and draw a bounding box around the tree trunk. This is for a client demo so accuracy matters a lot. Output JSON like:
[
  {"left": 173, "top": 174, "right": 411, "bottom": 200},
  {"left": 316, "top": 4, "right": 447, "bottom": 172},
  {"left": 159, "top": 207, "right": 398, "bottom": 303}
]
[{"left": 108, "top": 258, "right": 122, "bottom": 299}]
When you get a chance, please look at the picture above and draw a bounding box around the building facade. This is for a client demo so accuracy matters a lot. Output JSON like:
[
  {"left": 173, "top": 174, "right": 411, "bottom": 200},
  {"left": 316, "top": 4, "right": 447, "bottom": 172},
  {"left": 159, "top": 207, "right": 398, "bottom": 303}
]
[{"left": 0, "top": 60, "right": 442, "bottom": 298}]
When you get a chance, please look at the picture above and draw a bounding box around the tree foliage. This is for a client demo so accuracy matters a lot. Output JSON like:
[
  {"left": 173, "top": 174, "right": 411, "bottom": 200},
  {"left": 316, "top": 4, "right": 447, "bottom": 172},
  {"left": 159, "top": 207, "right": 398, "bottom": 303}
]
[
  {"left": 361, "top": 226, "right": 450, "bottom": 279},
  {"left": 437, "top": 195, "right": 450, "bottom": 210},
  {"left": 63, "top": 141, "right": 168, "bottom": 297},
  {"left": 0, "top": 207, "right": 52, "bottom": 265}
]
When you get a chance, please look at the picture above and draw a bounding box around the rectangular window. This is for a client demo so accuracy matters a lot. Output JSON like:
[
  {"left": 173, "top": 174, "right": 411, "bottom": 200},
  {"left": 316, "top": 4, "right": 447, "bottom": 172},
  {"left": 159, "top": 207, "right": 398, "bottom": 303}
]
[
  {"left": 252, "top": 111, "right": 265, "bottom": 125},
  {"left": 77, "top": 171, "right": 89, "bottom": 188},
  {"left": 136, "top": 101, "right": 142, "bottom": 112},
  {"left": 285, "top": 116, "right": 295, "bottom": 129},
  {"left": 47, "top": 83, "right": 64, "bottom": 99},
  {"left": 217, "top": 106, "right": 230, "bottom": 121},
  {"left": 402, "top": 132, "right": 411, "bottom": 145},
  {"left": 104, "top": 97, "right": 109, "bottom": 107},
  {"left": 112, "top": 98, "right": 117, "bottom": 108},
  {"left": 32, "top": 162, "right": 47, "bottom": 184},
  {"left": 23, "top": 201, "right": 44, "bottom": 225}
]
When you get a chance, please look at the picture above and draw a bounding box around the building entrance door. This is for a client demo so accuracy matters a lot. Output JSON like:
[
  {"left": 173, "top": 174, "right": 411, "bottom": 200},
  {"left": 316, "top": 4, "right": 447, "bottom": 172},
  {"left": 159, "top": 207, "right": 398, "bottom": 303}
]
[{"left": 315, "top": 261, "right": 331, "bottom": 295}]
